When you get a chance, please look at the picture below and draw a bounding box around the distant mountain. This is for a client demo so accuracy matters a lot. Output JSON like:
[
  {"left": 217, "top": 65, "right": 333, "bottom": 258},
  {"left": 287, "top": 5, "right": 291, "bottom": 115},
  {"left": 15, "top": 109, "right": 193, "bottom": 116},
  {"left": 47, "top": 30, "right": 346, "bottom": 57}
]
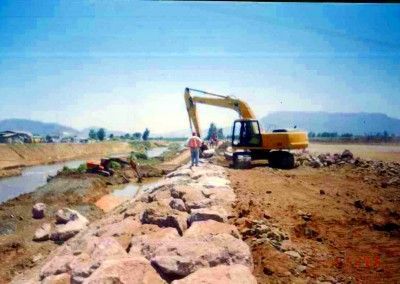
[
  {"left": 0, "top": 119, "right": 79, "bottom": 136},
  {"left": 260, "top": 112, "right": 400, "bottom": 135},
  {"left": 157, "top": 111, "right": 400, "bottom": 138}
]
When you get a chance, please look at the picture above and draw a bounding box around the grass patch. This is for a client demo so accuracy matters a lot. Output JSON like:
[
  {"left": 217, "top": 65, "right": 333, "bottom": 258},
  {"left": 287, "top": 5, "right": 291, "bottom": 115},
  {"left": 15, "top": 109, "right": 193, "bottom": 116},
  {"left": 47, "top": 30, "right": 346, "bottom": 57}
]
[
  {"left": 60, "top": 163, "right": 87, "bottom": 174},
  {"left": 130, "top": 151, "right": 148, "bottom": 160},
  {"left": 108, "top": 161, "right": 121, "bottom": 170}
]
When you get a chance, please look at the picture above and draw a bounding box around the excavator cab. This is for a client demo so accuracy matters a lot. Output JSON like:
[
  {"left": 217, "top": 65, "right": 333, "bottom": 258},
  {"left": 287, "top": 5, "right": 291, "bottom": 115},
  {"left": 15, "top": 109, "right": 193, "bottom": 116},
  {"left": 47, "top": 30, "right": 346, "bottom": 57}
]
[{"left": 232, "top": 119, "right": 262, "bottom": 147}]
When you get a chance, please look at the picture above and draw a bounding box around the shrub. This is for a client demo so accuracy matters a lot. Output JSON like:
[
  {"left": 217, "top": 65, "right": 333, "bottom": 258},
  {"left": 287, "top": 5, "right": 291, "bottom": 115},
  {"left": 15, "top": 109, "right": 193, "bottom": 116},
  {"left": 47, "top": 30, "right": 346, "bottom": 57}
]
[
  {"left": 108, "top": 161, "right": 121, "bottom": 170},
  {"left": 130, "top": 151, "right": 148, "bottom": 160},
  {"left": 76, "top": 163, "right": 87, "bottom": 173},
  {"left": 60, "top": 164, "right": 87, "bottom": 174}
]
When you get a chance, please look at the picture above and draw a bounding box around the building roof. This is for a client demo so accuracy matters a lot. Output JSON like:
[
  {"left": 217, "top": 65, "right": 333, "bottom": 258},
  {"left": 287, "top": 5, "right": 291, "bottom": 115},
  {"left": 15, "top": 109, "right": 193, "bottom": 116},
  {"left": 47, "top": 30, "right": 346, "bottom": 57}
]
[{"left": 0, "top": 130, "right": 33, "bottom": 138}]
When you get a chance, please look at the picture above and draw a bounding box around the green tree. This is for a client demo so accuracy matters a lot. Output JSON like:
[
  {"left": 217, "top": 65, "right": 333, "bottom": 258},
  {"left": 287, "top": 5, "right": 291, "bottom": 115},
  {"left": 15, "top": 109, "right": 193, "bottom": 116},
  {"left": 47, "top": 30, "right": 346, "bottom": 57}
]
[
  {"left": 217, "top": 128, "right": 224, "bottom": 139},
  {"left": 97, "top": 128, "right": 106, "bottom": 141},
  {"left": 88, "top": 129, "right": 97, "bottom": 140},
  {"left": 132, "top": 132, "right": 142, "bottom": 140},
  {"left": 142, "top": 128, "right": 150, "bottom": 141},
  {"left": 206, "top": 123, "right": 218, "bottom": 140},
  {"left": 123, "top": 133, "right": 130, "bottom": 139},
  {"left": 341, "top": 133, "right": 353, "bottom": 138},
  {"left": 109, "top": 133, "right": 114, "bottom": 139},
  {"left": 45, "top": 135, "right": 52, "bottom": 143}
]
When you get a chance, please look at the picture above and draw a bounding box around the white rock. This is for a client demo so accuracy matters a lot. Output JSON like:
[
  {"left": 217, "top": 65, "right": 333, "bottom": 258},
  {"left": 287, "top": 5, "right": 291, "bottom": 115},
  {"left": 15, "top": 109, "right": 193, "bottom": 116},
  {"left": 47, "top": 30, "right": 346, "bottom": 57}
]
[{"left": 33, "top": 223, "right": 52, "bottom": 242}]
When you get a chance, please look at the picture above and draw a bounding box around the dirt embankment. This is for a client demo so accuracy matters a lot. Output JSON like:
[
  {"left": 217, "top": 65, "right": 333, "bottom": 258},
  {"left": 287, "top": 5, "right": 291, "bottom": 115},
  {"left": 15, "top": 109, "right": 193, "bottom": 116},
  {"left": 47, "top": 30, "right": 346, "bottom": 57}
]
[
  {"left": 0, "top": 142, "right": 133, "bottom": 171},
  {"left": 228, "top": 161, "right": 400, "bottom": 283}
]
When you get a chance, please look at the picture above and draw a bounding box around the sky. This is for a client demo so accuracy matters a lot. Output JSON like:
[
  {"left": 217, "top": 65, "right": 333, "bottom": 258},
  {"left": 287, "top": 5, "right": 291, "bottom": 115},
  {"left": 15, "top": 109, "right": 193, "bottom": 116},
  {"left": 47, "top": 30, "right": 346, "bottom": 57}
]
[{"left": 0, "top": 1, "right": 399, "bottom": 135}]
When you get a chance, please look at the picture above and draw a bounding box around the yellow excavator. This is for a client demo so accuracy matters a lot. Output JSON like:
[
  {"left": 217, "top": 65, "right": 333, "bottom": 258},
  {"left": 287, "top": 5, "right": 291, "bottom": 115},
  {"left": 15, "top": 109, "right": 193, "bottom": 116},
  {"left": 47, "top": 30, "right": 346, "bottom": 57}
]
[{"left": 184, "top": 87, "right": 308, "bottom": 169}]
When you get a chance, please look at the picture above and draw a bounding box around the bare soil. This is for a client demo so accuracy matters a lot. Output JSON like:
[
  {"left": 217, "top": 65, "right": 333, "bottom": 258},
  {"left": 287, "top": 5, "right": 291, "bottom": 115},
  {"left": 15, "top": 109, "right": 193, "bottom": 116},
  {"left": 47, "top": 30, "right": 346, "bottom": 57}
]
[
  {"left": 227, "top": 160, "right": 400, "bottom": 283},
  {"left": 308, "top": 143, "right": 400, "bottom": 162}
]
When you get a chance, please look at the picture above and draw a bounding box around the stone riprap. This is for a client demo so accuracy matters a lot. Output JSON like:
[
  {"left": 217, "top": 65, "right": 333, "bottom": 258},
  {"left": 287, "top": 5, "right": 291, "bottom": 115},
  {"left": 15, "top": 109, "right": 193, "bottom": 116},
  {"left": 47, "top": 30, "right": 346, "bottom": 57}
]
[{"left": 14, "top": 161, "right": 256, "bottom": 284}]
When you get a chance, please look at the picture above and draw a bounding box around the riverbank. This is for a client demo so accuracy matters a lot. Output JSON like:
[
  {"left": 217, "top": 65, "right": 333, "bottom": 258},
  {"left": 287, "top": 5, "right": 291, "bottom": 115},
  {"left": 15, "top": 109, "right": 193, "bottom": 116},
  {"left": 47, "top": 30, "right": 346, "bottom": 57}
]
[
  {"left": 0, "top": 146, "right": 189, "bottom": 283},
  {"left": 0, "top": 142, "right": 134, "bottom": 174}
]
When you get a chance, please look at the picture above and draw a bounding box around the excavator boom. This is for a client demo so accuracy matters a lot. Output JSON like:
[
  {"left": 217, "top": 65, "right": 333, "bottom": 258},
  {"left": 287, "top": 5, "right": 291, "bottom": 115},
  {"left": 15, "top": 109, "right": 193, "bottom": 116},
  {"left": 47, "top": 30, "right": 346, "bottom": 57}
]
[{"left": 184, "top": 87, "right": 256, "bottom": 137}]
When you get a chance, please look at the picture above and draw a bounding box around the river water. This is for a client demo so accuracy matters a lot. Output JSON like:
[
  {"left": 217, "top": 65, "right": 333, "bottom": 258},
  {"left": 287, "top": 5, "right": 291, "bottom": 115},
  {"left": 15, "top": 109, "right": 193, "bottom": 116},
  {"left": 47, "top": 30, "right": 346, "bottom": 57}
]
[
  {"left": 0, "top": 146, "right": 169, "bottom": 204},
  {"left": 0, "top": 159, "right": 85, "bottom": 204}
]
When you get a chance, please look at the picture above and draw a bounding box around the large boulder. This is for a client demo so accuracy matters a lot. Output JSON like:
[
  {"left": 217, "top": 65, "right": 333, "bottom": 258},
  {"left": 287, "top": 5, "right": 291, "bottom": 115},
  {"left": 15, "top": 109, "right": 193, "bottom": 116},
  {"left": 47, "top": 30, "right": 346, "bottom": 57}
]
[
  {"left": 150, "top": 234, "right": 253, "bottom": 279},
  {"left": 190, "top": 168, "right": 225, "bottom": 180},
  {"left": 33, "top": 223, "right": 52, "bottom": 242},
  {"left": 341, "top": 149, "right": 353, "bottom": 160},
  {"left": 40, "top": 247, "right": 75, "bottom": 279},
  {"left": 172, "top": 265, "right": 256, "bottom": 284},
  {"left": 94, "top": 217, "right": 142, "bottom": 249},
  {"left": 184, "top": 220, "right": 241, "bottom": 239},
  {"left": 169, "top": 198, "right": 188, "bottom": 212},
  {"left": 140, "top": 205, "right": 189, "bottom": 235},
  {"left": 83, "top": 257, "right": 166, "bottom": 284},
  {"left": 188, "top": 207, "right": 228, "bottom": 225},
  {"left": 50, "top": 219, "right": 88, "bottom": 242},
  {"left": 129, "top": 227, "right": 180, "bottom": 259},
  {"left": 124, "top": 201, "right": 155, "bottom": 219},
  {"left": 42, "top": 273, "right": 70, "bottom": 284},
  {"left": 171, "top": 185, "right": 206, "bottom": 207},
  {"left": 40, "top": 237, "right": 129, "bottom": 282},
  {"left": 166, "top": 168, "right": 192, "bottom": 179},
  {"left": 55, "top": 208, "right": 88, "bottom": 225},
  {"left": 69, "top": 237, "right": 128, "bottom": 282},
  {"left": 196, "top": 176, "right": 230, "bottom": 188},
  {"left": 201, "top": 187, "right": 236, "bottom": 206},
  {"left": 32, "top": 203, "right": 46, "bottom": 219}
]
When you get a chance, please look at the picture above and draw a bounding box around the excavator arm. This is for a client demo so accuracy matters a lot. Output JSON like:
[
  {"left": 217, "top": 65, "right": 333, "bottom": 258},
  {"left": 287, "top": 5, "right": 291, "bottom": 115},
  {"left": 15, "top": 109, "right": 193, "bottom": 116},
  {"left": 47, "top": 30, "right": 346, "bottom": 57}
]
[{"left": 184, "top": 87, "right": 256, "bottom": 137}]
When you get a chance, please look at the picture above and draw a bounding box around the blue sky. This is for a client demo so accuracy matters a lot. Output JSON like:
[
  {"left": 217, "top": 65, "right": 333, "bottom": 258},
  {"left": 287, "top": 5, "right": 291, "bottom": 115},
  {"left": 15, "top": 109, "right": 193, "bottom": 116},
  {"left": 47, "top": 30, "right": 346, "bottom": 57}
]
[{"left": 0, "top": 1, "right": 399, "bottom": 134}]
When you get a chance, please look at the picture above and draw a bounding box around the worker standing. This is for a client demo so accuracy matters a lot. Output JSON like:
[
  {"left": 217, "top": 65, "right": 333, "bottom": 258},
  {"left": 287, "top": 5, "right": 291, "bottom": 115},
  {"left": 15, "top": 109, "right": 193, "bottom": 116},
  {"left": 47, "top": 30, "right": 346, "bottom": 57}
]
[{"left": 187, "top": 132, "right": 202, "bottom": 167}]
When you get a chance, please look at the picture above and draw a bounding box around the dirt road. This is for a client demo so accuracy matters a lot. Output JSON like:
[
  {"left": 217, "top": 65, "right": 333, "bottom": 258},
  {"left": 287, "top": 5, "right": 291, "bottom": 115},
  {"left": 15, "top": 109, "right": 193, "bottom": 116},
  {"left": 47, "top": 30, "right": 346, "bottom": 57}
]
[{"left": 228, "top": 163, "right": 400, "bottom": 283}]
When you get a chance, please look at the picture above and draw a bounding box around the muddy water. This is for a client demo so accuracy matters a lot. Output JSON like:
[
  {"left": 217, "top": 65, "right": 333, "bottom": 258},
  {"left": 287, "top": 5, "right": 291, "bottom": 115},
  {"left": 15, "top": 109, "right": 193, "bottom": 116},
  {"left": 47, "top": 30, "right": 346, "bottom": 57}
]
[
  {"left": 0, "top": 160, "right": 85, "bottom": 204},
  {"left": 112, "top": 177, "right": 162, "bottom": 198},
  {"left": 0, "top": 146, "right": 170, "bottom": 204},
  {"left": 147, "top": 147, "right": 168, "bottom": 158}
]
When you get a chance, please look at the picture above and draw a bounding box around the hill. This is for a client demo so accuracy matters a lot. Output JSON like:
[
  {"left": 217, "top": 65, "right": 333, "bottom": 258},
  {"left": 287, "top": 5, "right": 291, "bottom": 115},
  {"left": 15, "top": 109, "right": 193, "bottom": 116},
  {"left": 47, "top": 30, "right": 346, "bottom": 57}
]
[
  {"left": 260, "top": 112, "right": 400, "bottom": 135},
  {"left": 0, "top": 119, "right": 79, "bottom": 136}
]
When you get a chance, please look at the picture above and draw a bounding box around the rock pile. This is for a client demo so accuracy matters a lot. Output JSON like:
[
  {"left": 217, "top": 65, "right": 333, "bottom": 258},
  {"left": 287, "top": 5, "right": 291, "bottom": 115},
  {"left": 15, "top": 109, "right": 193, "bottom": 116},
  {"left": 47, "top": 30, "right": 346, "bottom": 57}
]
[
  {"left": 296, "top": 149, "right": 400, "bottom": 187},
  {"left": 296, "top": 149, "right": 359, "bottom": 168},
  {"left": 18, "top": 161, "right": 256, "bottom": 284},
  {"left": 241, "top": 219, "right": 289, "bottom": 252},
  {"left": 33, "top": 208, "right": 89, "bottom": 243}
]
